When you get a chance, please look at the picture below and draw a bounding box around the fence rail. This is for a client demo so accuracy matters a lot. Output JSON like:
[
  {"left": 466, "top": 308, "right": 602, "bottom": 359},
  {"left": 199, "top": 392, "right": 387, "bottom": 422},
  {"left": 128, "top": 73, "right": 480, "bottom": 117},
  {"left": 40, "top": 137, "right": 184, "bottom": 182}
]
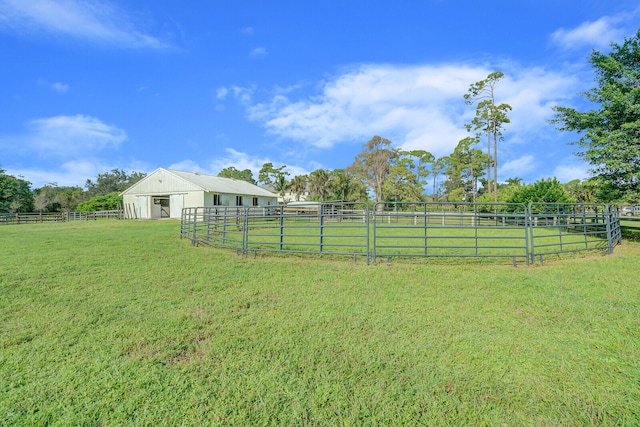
[
  {"left": 529, "top": 203, "right": 617, "bottom": 263},
  {"left": 181, "top": 202, "right": 622, "bottom": 265},
  {"left": 0, "top": 210, "right": 123, "bottom": 225}
]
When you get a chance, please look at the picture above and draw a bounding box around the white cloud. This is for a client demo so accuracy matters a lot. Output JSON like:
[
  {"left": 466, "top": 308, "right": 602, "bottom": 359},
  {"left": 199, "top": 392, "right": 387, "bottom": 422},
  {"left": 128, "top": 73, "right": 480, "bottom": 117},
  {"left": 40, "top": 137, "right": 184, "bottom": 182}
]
[
  {"left": 37, "top": 78, "right": 70, "bottom": 93},
  {"left": 239, "top": 63, "right": 580, "bottom": 159},
  {"left": 499, "top": 67, "right": 580, "bottom": 143},
  {"left": 230, "top": 85, "right": 255, "bottom": 105},
  {"left": 0, "top": 0, "right": 169, "bottom": 49},
  {"left": 51, "top": 81, "right": 69, "bottom": 93},
  {"left": 499, "top": 155, "right": 536, "bottom": 179},
  {"left": 166, "top": 159, "right": 209, "bottom": 174},
  {"left": 550, "top": 14, "right": 627, "bottom": 50},
  {"left": 170, "top": 148, "right": 309, "bottom": 182},
  {"left": 1, "top": 114, "right": 126, "bottom": 158},
  {"left": 241, "top": 26, "right": 254, "bottom": 35},
  {"left": 552, "top": 161, "right": 590, "bottom": 182},
  {"left": 215, "top": 87, "right": 228, "bottom": 100},
  {"left": 249, "top": 46, "right": 267, "bottom": 58}
]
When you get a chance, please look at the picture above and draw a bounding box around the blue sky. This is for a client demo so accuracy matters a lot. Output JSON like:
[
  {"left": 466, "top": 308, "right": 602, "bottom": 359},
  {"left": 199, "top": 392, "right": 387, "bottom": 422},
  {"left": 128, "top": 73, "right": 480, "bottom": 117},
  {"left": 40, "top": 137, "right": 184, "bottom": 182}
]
[{"left": 1, "top": 0, "right": 639, "bottom": 189}]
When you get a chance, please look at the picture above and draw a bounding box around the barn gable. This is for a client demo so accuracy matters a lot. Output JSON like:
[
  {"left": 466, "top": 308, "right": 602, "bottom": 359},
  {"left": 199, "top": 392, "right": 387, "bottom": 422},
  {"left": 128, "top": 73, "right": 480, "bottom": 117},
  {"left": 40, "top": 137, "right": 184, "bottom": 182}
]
[{"left": 121, "top": 168, "right": 205, "bottom": 195}]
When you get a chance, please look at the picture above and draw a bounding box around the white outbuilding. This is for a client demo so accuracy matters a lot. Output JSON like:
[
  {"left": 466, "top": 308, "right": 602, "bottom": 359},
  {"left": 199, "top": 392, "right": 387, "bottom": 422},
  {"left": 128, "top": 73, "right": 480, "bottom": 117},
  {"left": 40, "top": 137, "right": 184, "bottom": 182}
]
[{"left": 121, "top": 168, "right": 278, "bottom": 219}]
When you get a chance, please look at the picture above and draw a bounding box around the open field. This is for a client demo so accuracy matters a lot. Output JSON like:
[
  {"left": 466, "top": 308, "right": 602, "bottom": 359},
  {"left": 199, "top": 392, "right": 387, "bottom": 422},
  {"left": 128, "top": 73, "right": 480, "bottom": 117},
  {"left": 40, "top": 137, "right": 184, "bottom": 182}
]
[{"left": 1, "top": 220, "right": 639, "bottom": 425}]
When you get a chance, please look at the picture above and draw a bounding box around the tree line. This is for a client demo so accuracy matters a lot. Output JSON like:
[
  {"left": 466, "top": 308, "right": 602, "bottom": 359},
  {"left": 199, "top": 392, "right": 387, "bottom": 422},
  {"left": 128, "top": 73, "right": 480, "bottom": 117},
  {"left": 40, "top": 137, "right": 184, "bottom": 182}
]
[
  {"left": 222, "top": 136, "right": 578, "bottom": 210},
  {"left": 0, "top": 168, "right": 146, "bottom": 213},
  {"left": 2, "top": 30, "right": 639, "bottom": 213}
]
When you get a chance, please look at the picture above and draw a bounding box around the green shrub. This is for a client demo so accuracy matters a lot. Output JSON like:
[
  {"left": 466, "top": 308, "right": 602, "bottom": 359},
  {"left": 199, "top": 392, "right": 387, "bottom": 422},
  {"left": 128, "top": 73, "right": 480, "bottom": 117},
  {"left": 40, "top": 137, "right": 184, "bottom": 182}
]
[
  {"left": 508, "top": 177, "right": 575, "bottom": 205},
  {"left": 76, "top": 192, "right": 122, "bottom": 211}
]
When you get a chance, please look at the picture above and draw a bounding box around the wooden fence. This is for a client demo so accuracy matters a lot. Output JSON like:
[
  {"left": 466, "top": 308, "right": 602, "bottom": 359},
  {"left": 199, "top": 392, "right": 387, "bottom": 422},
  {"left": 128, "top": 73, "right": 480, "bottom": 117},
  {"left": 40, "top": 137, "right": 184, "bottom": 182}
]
[
  {"left": 0, "top": 210, "right": 123, "bottom": 225},
  {"left": 620, "top": 216, "right": 640, "bottom": 239}
]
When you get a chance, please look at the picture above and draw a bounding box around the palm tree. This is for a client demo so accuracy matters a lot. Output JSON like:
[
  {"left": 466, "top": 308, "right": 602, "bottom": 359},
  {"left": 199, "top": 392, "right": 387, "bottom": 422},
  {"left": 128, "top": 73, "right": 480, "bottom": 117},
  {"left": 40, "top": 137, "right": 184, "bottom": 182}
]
[
  {"left": 309, "top": 169, "right": 333, "bottom": 201},
  {"left": 289, "top": 175, "right": 308, "bottom": 201},
  {"left": 331, "top": 169, "right": 353, "bottom": 201},
  {"left": 505, "top": 177, "right": 523, "bottom": 186},
  {"left": 273, "top": 174, "right": 290, "bottom": 203}
]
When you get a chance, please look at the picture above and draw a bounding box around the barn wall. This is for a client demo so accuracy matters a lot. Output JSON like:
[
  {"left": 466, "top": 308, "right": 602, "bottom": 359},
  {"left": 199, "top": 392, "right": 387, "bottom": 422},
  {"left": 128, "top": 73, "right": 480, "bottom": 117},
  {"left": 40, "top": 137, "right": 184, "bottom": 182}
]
[
  {"left": 184, "top": 191, "right": 204, "bottom": 209},
  {"left": 210, "top": 194, "right": 278, "bottom": 207},
  {"left": 123, "top": 194, "right": 149, "bottom": 219}
]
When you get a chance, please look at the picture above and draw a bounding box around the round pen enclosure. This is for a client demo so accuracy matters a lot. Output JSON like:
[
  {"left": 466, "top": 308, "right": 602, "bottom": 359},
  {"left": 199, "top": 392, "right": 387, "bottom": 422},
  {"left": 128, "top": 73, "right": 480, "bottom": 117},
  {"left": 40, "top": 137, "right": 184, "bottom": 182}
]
[{"left": 180, "top": 202, "right": 622, "bottom": 266}]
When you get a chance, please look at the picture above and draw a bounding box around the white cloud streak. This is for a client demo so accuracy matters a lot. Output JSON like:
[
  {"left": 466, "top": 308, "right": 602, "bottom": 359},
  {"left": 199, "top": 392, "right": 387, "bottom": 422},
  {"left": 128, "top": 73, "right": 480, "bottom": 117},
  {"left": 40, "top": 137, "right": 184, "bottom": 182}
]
[
  {"left": 550, "top": 14, "right": 629, "bottom": 50},
  {"left": 170, "top": 148, "right": 309, "bottom": 181},
  {"left": 235, "top": 63, "right": 581, "bottom": 161},
  {"left": 552, "top": 162, "right": 589, "bottom": 182},
  {"left": 0, "top": 0, "right": 168, "bottom": 49},
  {"left": 1, "top": 114, "right": 126, "bottom": 158},
  {"left": 51, "top": 81, "right": 69, "bottom": 93},
  {"left": 37, "top": 78, "right": 70, "bottom": 93},
  {"left": 499, "top": 155, "right": 536, "bottom": 179},
  {"left": 249, "top": 46, "right": 267, "bottom": 58}
]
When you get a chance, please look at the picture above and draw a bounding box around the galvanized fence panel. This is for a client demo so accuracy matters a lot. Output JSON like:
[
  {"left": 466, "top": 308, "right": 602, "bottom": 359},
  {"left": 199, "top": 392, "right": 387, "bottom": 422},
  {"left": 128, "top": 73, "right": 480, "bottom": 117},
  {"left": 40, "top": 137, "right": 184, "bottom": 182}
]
[
  {"left": 243, "top": 202, "right": 370, "bottom": 262},
  {"left": 372, "top": 202, "right": 530, "bottom": 265},
  {"left": 180, "top": 207, "right": 246, "bottom": 250},
  {"left": 180, "top": 204, "right": 370, "bottom": 261},
  {"left": 528, "top": 203, "right": 618, "bottom": 264},
  {"left": 181, "top": 202, "right": 622, "bottom": 265}
]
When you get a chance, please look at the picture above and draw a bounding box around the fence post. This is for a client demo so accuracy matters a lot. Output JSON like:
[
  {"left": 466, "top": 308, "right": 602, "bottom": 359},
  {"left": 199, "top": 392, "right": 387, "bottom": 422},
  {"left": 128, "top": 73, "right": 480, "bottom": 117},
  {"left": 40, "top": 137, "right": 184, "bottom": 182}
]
[
  {"left": 605, "top": 205, "right": 614, "bottom": 254},
  {"left": 279, "top": 207, "right": 284, "bottom": 251},
  {"left": 243, "top": 207, "right": 249, "bottom": 256},
  {"left": 372, "top": 203, "right": 378, "bottom": 264},
  {"left": 192, "top": 207, "right": 198, "bottom": 246},
  {"left": 527, "top": 203, "right": 534, "bottom": 265}
]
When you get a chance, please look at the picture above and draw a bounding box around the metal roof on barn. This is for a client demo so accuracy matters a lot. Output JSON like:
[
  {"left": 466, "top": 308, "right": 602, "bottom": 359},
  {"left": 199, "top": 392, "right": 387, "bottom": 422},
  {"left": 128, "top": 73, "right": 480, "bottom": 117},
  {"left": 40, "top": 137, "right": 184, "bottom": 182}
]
[{"left": 121, "top": 168, "right": 278, "bottom": 197}]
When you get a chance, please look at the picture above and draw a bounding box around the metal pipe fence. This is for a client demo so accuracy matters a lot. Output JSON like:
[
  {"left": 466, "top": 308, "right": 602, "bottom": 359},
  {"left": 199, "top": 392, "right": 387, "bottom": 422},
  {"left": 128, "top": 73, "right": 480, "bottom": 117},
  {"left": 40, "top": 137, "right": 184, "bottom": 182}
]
[
  {"left": 181, "top": 202, "right": 622, "bottom": 265},
  {"left": 528, "top": 203, "right": 620, "bottom": 264},
  {"left": 372, "top": 202, "right": 530, "bottom": 265},
  {"left": 181, "top": 203, "right": 370, "bottom": 262}
]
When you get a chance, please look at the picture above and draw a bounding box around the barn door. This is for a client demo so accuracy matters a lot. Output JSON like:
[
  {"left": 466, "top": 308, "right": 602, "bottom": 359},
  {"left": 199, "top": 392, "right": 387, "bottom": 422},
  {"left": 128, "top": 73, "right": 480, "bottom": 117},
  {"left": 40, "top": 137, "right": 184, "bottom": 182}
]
[
  {"left": 135, "top": 196, "right": 147, "bottom": 219},
  {"left": 159, "top": 198, "right": 170, "bottom": 218},
  {"left": 170, "top": 194, "right": 184, "bottom": 219}
]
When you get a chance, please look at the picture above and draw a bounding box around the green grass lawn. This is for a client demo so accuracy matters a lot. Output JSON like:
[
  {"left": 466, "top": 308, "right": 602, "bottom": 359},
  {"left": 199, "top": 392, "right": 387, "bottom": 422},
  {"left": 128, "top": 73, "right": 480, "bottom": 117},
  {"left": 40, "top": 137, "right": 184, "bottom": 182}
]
[{"left": 1, "top": 220, "right": 639, "bottom": 425}]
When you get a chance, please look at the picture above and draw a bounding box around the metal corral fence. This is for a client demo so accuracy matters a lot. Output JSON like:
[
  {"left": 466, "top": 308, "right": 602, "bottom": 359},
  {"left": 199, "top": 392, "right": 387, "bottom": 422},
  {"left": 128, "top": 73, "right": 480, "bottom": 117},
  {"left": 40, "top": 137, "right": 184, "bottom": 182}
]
[
  {"left": 528, "top": 203, "right": 620, "bottom": 264},
  {"left": 0, "top": 210, "right": 123, "bottom": 225},
  {"left": 372, "top": 202, "right": 530, "bottom": 264},
  {"left": 181, "top": 202, "right": 621, "bottom": 265},
  {"left": 180, "top": 203, "right": 369, "bottom": 261}
]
